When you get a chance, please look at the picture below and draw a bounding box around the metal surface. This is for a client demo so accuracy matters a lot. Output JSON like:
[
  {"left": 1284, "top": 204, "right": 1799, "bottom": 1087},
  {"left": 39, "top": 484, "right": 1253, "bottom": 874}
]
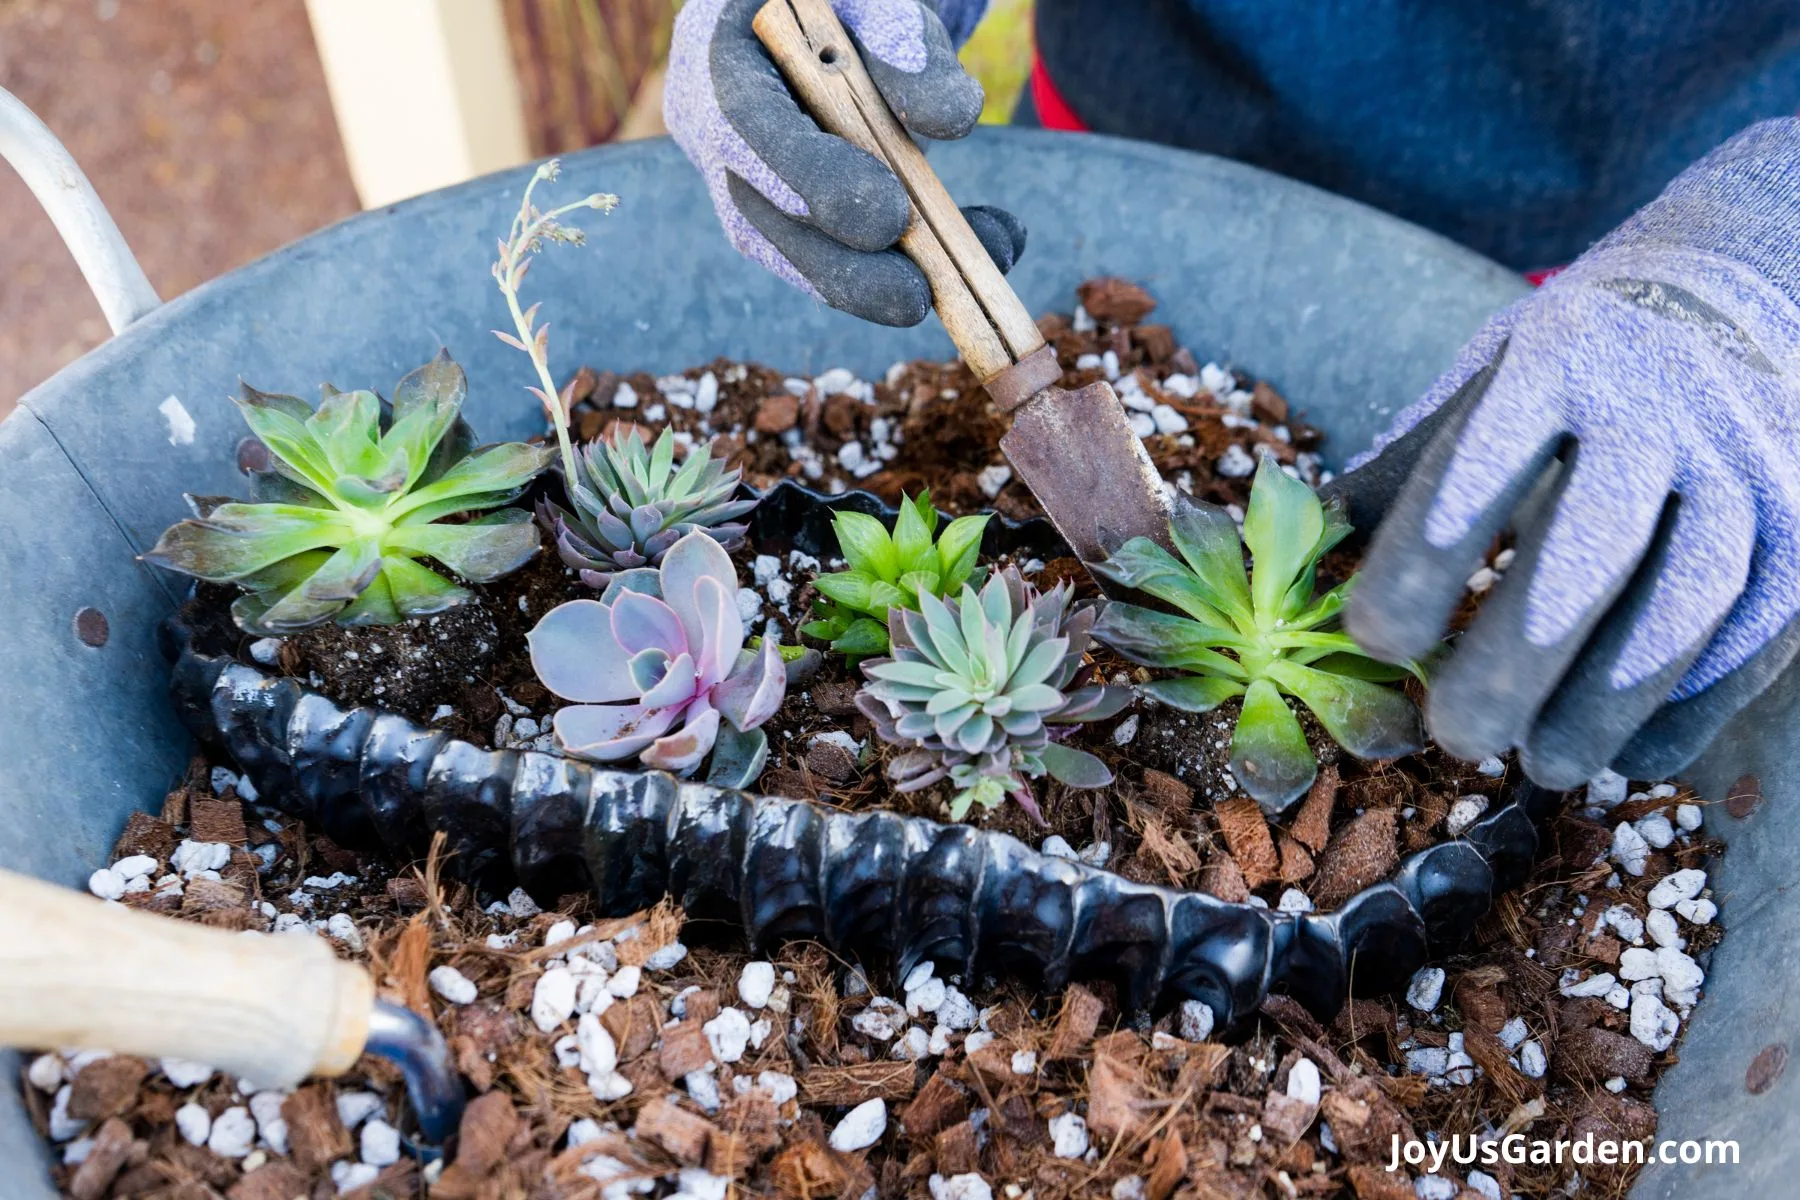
[
  {"left": 364, "top": 1000, "right": 466, "bottom": 1147},
  {"left": 0, "top": 85, "right": 159, "bottom": 334},
  {"left": 45, "top": 126, "right": 1800, "bottom": 1200}
]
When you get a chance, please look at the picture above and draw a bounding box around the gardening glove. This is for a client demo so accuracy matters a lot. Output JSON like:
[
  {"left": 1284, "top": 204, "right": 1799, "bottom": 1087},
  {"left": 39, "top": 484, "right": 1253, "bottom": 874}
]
[
  {"left": 665, "top": 0, "right": 1024, "bottom": 326},
  {"left": 1324, "top": 118, "right": 1800, "bottom": 789}
]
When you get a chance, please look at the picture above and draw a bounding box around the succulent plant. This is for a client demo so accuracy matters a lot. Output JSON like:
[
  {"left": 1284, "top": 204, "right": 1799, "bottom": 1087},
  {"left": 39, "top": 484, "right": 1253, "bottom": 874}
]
[
  {"left": 537, "top": 426, "right": 757, "bottom": 588},
  {"left": 1092, "top": 452, "right": 1424, "bottom": 815},
  {"left": 801, "top": 492, "right": 989, "bottom": 661},
  {"left": 856, "top": 566, "right": 1129, "bottom": 822},
  {"left": 527, "top": 528, "right": 785, "bottom": 786},
  {"left": 144, "top": 353, "right": 553, "bottom": 635}
]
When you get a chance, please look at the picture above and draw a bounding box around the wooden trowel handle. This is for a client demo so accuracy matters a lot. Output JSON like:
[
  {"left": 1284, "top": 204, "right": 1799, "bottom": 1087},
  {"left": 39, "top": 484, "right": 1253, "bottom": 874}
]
[
  {"left": 753, "top": 0, "right": 1049, "bottom": 386},
  {"left": 0, "top": 869, "right": 373, "bottom": 1087}
]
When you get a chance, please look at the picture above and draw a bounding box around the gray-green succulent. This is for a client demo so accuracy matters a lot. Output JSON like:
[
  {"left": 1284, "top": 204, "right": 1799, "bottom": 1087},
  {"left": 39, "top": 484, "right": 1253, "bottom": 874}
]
[
  {"left": 538, "top": 426, "right": 756, "bottom": 587},
  {"left": 856, "top": 565, "right": 1129, "bottom": 822},
  {"left": 1091, "top": 451, "right": 1424, "bottom": 815},
  {"left": 145, "top": 352, "right": 552, "bottom": 634}
]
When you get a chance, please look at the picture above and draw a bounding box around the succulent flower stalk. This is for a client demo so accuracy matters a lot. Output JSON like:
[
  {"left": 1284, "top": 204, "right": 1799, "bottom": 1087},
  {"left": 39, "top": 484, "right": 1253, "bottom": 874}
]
[
  {"left": 528, "top": 529, "right": 785, "bottom": 785},
  {"left": 1092, "top": 451, "right": 1424, "bottom": 815},
  {"left": 538, "top": 426, "right": 756, "bottom": 587},
  {"left": 856, "top": 566, "right": 1129, "bottom": 822},
  {"left": 143, "top": 353, "right": 552, "bottom": 635},
  {"left": 802, "top": 491, "right": 989, "bottom": 661}
]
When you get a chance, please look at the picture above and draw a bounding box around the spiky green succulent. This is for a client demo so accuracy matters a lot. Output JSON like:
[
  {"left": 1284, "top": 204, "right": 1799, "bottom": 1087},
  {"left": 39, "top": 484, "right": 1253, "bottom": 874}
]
[
  {"left": 856, "top": 566, "right": 1129, "bottom": 822},
  {"left": 1092, "top": 451, "right": 1424, "bottom": 815},
  {"left": 145, "top": 352, "right": 553, "bottom": 635},
  {"left": 801, "top": 491, "right": 989, "bottom": 662},
  {"left": 538, "top": 426, "right": 756, "bottom": 587}
]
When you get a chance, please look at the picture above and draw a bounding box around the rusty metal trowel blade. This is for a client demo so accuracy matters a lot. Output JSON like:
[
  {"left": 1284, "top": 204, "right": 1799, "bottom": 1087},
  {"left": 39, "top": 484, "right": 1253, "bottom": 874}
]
[{"left": 999, "top": 380, "right": 1173, "bottom": 571}]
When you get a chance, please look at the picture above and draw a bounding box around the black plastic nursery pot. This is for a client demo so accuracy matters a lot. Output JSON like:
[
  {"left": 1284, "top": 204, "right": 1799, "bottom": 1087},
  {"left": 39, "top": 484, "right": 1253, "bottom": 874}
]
[{"left": 1, "top": 130, "right": 1788, "bottom": 1198}]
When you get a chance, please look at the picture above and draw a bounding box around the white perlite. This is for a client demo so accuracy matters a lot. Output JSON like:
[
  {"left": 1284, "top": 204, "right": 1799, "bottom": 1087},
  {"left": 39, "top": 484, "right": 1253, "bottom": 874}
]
[
  {"left": 1648, "top": 868, "right": 1707, "bottom": 909},
  {"left": 1587, "top": 770, "right": 1629, "bottom": 809},
  {"left": 1675, "top": 897, "right": 1717, "bottom": 925},
  {"left": 1011, "top": 1050, "right": 1039, "bottom": 1075},
  {"left": 1675, "top": 804, "right": 1704, "bottom": 832},
  {"left": 644, "top": 940, "right": 687, "bottom": 971},
  {"left": 27, "top": 1056, "right": 62, "bottom": 1092},
  {"left": 976, "top": 464, "right": 1012, "bottom": 499},
  {"left": 175, "top": 1102, "right": 211, "bottom": 1147},
  {"left": 1286, "top": 1058, "right": 1322, "bottom": 1106},
  {"left": 1646, "top": 909, "right": 1683, "bottom": 949},
  {"left": 930, "top": 1173, "right": 995, "bottom": 1200},
  {"left": 1216, "top": 444, "right": 1256, "bottom": 478},
  {"left": 249, "top": 1090, "right": 289, "bottom": 1154},
  {"left": 160, "top": 1058, "right": 212, "bottom": 1088},
  {"left": 705, "top": 1007, "right": 753, "bottom": 1063},
  {"left": 578, "top": 1013, "right": 618, "bottom": 1075},
  {"left": 1630, "top": 992, "right": 1681, "bottom": 1052},
  {"left": 87, "top": 868, "right": 125, "bottom": 901},
  {"left": 207, "top": 1106, "right": 256, "bottom": 1158},
  {"left": 1445, "top": 795, "right": 1489, "bottom": 837},
  {"left": 336, "top": 1091, "right": 382, "bottom": 1130},
  {"left": 1277, "top": 888, "right": 1314, "bottom": 914},
  {"left": 1517, "top": 1040, "right": 1548, "bottom": 1079},
  {"left": 1466, "top": 1169, "right": 1503, "bottom": 1200},
  {"left": 1049, "top": 1112, "right": 1090, "bottom": 1159},
  {"left": 1611, "top": 822, "right": 1650, "bottom": 876},
  {"left": 531, "top": 967, "right": 578, "bottom": 1031},
  {"left": 362, "top": 1118, "right": 402, "bottom": 1167},
  {"left": 429, "top": 965, "right": 478, "bottom": 1005},
  {"left": 1600, "top": 906, "right": 1644, "bottom": 943},
  {"left": 1406, "top": 966, "right": 1446, "bottom": 1012},
  {"left": 1179, "top": 999, "right": 1215, "bottom": 1041},
  {"left": 1636, "top": 811, "right": 1675, "bottom": 849},
  {"left": 1414, "top": 1176, "right": 1458, "bottom": 1200},
  {"left": 1618, "top": 949, "right": 1659, "bottom": 982},
  {"left": 1561, "top": 970, "right": 1619, "bottom": 998},
  {"left": 739, "top": 961, "right": 776, "bottom": 1009},
  {"left": 829, "top": 1098, "right": 887, "bottom": 1151},
  {"left": 1498, "top": 1017, "right": 1528, "bottom": 1050}
]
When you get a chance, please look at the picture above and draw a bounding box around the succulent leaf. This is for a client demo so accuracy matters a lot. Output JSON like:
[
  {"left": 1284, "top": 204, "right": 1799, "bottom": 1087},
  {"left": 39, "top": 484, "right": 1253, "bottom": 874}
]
[
  {"left": 538, "top": 426, "right": 755, "bottom": 586},
  {"left": 530, "top": 529, "right": 788, "bottom": 780},
  {"left": 1229, "top": 678, "right": 1317, "bottom": 802},
  {"left": 145, "top": 353, "right": 549, "bottom": 635},
  {"left": 857, "top": 565, "right": 1127, "bottom": 822},
  {"left": 805, "top": 493, "right": 992, "bottom": 662},
  {"left": 1091, "top": 463, "right": 1428, "bottom": 816}
]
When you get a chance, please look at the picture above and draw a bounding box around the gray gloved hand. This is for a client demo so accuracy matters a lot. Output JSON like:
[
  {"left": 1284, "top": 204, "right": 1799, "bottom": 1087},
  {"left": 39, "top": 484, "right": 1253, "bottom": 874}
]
[
  {"left": 1325, "top": 119, "right": 1800, "bottom": 789},
  {"left": 664, "top": 0, "right": 1020, "bottom": 326}
]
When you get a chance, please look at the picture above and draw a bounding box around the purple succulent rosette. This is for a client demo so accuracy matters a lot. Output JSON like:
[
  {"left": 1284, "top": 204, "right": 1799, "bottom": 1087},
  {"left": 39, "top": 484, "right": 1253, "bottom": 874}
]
[
  {"left": 1336, "top": 118, "right": 1800, "bottom": 787},
  {"left": 536, "top": 426, "right": 755, "bottom": 589},
  {"left": 527, "top": 530, "right": 785, "bottom": 781}
]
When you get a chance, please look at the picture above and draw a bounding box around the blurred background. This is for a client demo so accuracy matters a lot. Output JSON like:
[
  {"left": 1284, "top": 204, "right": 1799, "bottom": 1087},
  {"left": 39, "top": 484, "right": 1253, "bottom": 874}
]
[{"left": 0, "top": 0, "right": 1033, "bottom": 416}]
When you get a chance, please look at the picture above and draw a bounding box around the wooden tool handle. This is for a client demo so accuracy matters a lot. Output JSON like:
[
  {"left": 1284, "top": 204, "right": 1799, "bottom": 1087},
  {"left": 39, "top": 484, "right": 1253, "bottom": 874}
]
[
  {"left": 753, "top": 0, "right": 1046, "bottom": 383},
  {"left": 0, "top": 869, "right": 373, "bottom": 1087}
]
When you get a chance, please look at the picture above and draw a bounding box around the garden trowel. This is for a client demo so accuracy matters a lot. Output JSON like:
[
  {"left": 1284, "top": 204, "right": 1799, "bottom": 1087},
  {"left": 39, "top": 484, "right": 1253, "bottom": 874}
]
[
  {"left": 753, "top": 0, "right": 1173, "bottom": 576},
  {"left": 0, "top": 868, "right": 465, "bottom": 1150}
]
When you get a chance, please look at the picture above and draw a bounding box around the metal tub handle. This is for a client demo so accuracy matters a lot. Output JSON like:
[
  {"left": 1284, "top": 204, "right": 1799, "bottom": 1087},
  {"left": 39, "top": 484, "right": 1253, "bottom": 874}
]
[{"left": 1, "top": 85, "right": 159, "bottom": 334}]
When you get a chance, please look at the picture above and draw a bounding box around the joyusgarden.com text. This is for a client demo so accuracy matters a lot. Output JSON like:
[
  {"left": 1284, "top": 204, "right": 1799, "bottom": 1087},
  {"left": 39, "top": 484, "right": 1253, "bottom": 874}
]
[{"left": 1387, "top": 1132, "right": 1740, "bottom": 1173}]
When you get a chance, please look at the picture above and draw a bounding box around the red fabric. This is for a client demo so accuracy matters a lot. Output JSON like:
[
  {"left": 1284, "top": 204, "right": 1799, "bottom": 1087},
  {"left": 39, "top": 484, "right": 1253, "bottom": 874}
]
[
  {"left": 1030, "top": 54, "right": 1090, "bottom": 132},
  {"left": 1525, "top": 265, "right": 1566, "bottom": 286}
]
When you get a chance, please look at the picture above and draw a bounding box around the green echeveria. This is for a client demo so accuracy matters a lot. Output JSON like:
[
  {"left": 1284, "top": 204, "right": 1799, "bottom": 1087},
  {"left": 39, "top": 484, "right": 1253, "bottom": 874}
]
[
  {"left": 538, "top": 426, "right": 757, "bottom": 588},
  {"left": 1092, "top": 451, "right": 1424, "bottom": 815},
  {"left": 801, "top": 491, "right": 989, "bottom": 662},
  {"left": 145, "top": 351, "right": 553, "bottom": 635},
  {"left": 856, "top": 565, "right": 1130, "bottom": 822}
]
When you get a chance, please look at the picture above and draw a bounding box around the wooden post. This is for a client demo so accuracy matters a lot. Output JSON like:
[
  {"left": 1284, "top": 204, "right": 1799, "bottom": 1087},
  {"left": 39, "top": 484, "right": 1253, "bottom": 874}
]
[{"left": 304, "top": 0, "right": 532, "bottom": 208}]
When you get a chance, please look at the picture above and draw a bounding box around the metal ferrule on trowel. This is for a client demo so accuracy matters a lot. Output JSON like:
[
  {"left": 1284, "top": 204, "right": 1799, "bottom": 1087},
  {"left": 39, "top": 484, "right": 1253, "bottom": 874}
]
[{"left": 753, "top": 0, "right": 1174, "bottom": 587}]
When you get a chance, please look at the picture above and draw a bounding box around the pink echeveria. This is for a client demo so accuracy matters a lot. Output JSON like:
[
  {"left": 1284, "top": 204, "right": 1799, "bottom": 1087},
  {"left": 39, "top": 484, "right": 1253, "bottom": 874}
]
[{"left": 527, "top": 529, "right": 785, "bottom": 779}]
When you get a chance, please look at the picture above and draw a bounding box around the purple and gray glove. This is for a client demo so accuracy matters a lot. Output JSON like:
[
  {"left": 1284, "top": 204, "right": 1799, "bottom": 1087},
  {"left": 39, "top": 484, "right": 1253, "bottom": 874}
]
[
  {"left": 1328, "top": 118, "right": 1800, "bottom": 788},
  {"left": 665, "top": 0, "right": 1016, "bottom": 326}
]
